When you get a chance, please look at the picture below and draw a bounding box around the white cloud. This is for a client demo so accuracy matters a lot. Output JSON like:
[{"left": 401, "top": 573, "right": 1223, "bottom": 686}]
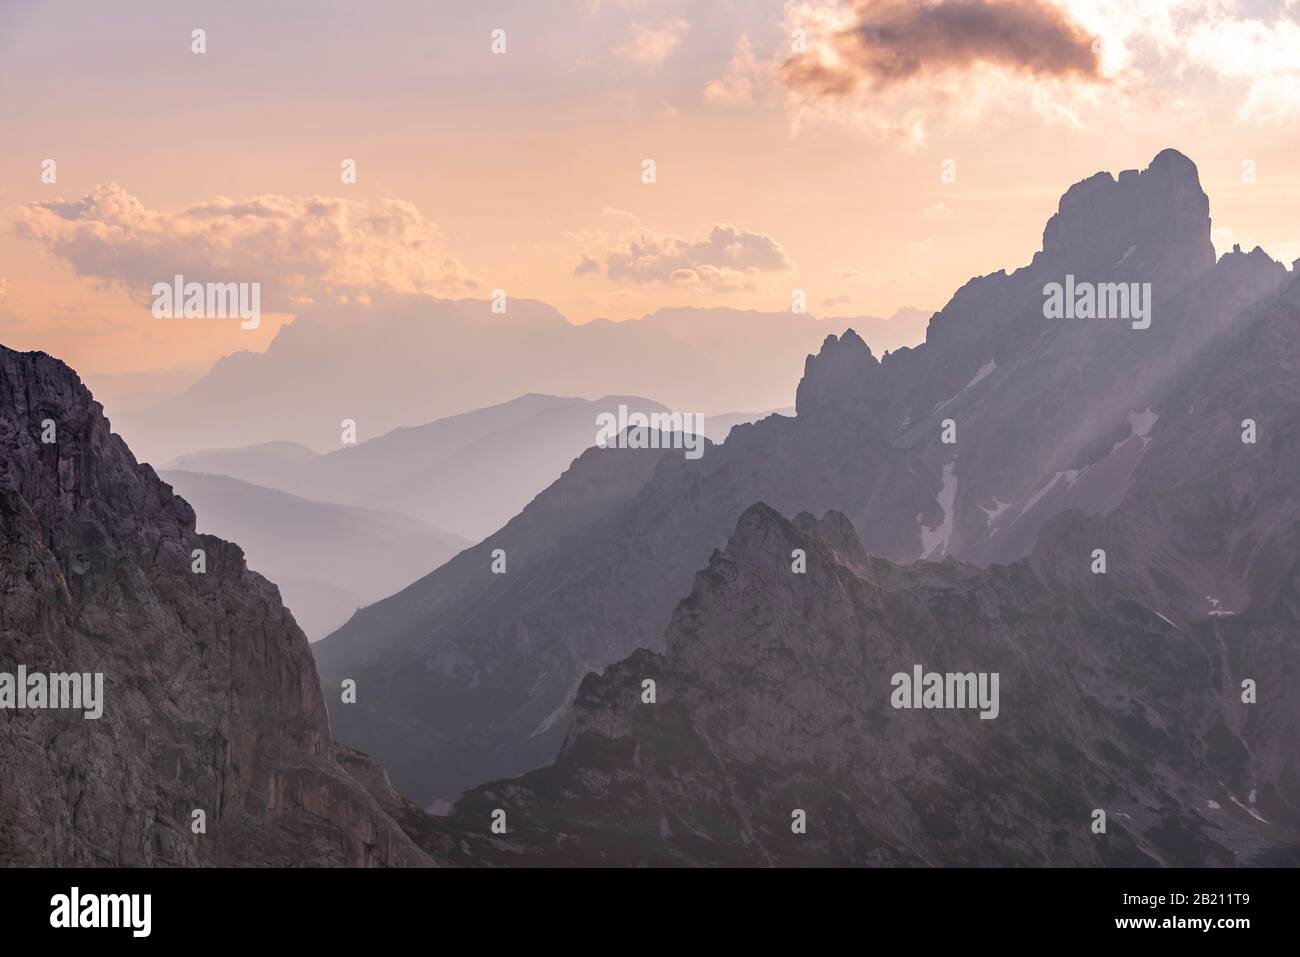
[
  {"left": 15, "top": 183, "right": 470, "bottom": 310},
  {"left": 605, "top": 222, "right": 794, "bottom": 290},
  {"left": 1185, "top": 15, "right": 1300, "bottom": 122}
]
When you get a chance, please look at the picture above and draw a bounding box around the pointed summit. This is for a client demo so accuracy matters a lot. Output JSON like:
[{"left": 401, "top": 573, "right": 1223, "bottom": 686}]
[{"left": 795, "top": 329, "right": 879, "bottom": 419}]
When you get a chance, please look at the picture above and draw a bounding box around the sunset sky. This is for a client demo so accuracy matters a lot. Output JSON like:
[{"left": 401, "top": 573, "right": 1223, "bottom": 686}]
[{"left": 2, "top": 0, "right": 1299, "bottom": 375}]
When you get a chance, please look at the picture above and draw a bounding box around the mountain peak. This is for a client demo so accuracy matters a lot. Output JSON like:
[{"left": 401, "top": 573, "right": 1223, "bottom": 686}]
[
  {"left": 794, "top": 329, "right": 881, "bottom": 419},
  {"left": 1038, "top": 148, "right": 1214, "bottom": 281}
]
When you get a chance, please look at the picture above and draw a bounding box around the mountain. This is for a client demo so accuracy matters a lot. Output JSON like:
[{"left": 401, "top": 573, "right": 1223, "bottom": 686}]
[
  {"left": 434, "top": 251, "right": 1300, "bottom": 864},
  {"left": 827, "top": 306, "right": 932, "bottom": 357},
  {"left": 168, "top": 440, "right": 320, "bottom": 490},
  {"left": 78, "top": 364, "right": 208, "bottom": 416},
  {"left": 440, "top": 492, "right": 1300, "bottom": 865},
  {"left": 703, "top": 406, "right": 794, "bottom": 444},
  {"left": 109, "top": 303, "right": 925, "bottom": 465},
  {"left": 314, "top": 149, "right": 1300, "bottom": 809},
  {"left": 158, "top": 470, "right": 469, "bottom": 640},
  {"left": 0, "top": 346, "right": 439, "bottom": 865},
  {"left": 164, "top": 394, "right": 678, "bottom": 542}
]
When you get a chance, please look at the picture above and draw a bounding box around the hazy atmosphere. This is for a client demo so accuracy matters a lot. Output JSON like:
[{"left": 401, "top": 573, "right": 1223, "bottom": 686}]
[{"left": 3, "top": 0, "right": 1299, "bottom": 915}]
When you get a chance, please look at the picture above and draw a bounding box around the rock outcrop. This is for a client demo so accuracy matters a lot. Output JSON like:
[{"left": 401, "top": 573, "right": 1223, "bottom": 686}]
[
  {"left": 0, "top": 347, "right": 435, "bottom": 866},
  {"left": 427, "top": 264, "right": 1300, "bottom": 865}
]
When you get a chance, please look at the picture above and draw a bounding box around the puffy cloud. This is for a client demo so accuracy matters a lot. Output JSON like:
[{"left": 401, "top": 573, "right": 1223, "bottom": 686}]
[
  {"left": 14, "top": 183, "right": 470, "bottom": 310},
  {"left": 605, "top": 223, "right": 794, "bottom": 290},
  {"left": 618, "top": 18, "right": 689, "bottom": 68},
  {"left": 574, "top": 254, "right": 602, "bottom": 276},
  {"left": 780, "top": 0, "right": 1101, "bottom": 97}
]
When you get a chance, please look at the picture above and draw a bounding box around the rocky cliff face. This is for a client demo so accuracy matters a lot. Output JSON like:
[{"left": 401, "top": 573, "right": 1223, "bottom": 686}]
[
  {"left": 316, "top": 150, "right": 1298, "bottom": 811},
  {"left": 441, "top": 497, "right": 1298, "bottom": 866},
  {"left": 0, "top": 347, "right": 434, "bottom": 866},
  {"left": 426, "top": 262, "right": 1300, "bottom": 866}
]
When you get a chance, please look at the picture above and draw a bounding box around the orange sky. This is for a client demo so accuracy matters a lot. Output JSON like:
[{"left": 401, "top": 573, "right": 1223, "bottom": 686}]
[{"left": 2, "top": 0, "right": 1298, "bottom": 374}]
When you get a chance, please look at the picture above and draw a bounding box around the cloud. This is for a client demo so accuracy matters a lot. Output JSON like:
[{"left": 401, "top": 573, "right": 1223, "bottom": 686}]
[
  {"left": 14, "top": 183, "right": 470, "bottom": 311},
  {"left": 1185, "top": 14, "right": 1300, "bottom": 123},
  {"left": 618, "top": 18, "right": 688, "bottom": 69},
  {"left": 765, "top": 0, "right": 1119, "bottom": 143},
  {"left": 574, "top": 254, "right": 601, "bottom": 276},
  {"left": 822, "top": 293, "right": 852, "bottom": 306},
  {"left": 605, "top": 223, "right": 794, "bottom": 290},
  {"left": 780, "top": 0, "right": 1101, "bottom": 98},
  {"left": 705, "top": 35, "right": 767, "bottom": 105}
]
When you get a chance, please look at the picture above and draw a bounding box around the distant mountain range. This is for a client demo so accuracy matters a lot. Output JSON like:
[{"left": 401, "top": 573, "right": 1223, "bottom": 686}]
[
  {"left": 164, "top": 394, "right": 716, "bottom": 543},
  {"left": 158, "top": 395, "right": 781, "bottom": 637},
  {"left": 7, "top": 150, "right": 1299, "bottom": 867},
  {"left": 159, "top": 470, "right": 468, "bottom": 640},
  {"left": 313, "top": 149, "right": 1300, "bottom": 873},
  {"left": 107, "top": 303, "right": 927, "bottom": 464}
]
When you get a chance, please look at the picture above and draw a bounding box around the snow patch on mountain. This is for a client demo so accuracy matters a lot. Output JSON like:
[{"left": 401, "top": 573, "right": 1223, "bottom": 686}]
[
  {"left": 920, "top": 461, "right": 957, "bottom": 559},
  {"left": 980, "top": 497, "right": 1011, "bottom": 527}
]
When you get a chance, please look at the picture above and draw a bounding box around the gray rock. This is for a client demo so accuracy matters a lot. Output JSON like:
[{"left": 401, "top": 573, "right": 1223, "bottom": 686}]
[{"left": 0, "top": 347, "right": 437, "bottom": 866}]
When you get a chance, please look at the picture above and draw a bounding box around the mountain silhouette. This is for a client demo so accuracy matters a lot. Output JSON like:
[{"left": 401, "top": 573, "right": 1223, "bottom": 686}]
[
  {"left": 110, "top": 304, "right": 923, "bottom": 464},
  {"left": 315, "top": 151, "right": 1300, "bottom": 819},
  {"left": 167, "top": 394, "right": 694, "bottom": 542},
  {"left": 159, "top": 470, "right": 468, "bottom": 640}
]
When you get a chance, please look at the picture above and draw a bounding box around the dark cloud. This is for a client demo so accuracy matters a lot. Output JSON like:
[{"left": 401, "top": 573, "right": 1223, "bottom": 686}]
[
  {"left": 782, "top": 0, "right": 1101, "bottom": 96},
  {"left": 573, "top": 254, "right": 601, "bottom": 277}
]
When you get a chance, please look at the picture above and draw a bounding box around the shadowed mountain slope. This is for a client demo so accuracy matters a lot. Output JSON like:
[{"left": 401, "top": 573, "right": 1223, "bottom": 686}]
[{"left": 316, "top": 151, "right": 1300, "bottom": 809}]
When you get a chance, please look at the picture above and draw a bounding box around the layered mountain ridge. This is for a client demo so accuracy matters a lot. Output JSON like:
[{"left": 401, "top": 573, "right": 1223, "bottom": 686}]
[
  {"left": 315, "top": 150, "right": 1300, "bottom": 811},
  {"left": 6, "top": 148, "right": 1298, "bottom": 867}
]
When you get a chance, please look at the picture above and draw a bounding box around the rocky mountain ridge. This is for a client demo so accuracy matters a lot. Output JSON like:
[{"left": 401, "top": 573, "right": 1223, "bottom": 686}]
[
  {"left": 0, "top": 346, "right": 436, "bottom": 866},
  {"left": 317, "top": 150, "right": 1298, "bottom": 807}
]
